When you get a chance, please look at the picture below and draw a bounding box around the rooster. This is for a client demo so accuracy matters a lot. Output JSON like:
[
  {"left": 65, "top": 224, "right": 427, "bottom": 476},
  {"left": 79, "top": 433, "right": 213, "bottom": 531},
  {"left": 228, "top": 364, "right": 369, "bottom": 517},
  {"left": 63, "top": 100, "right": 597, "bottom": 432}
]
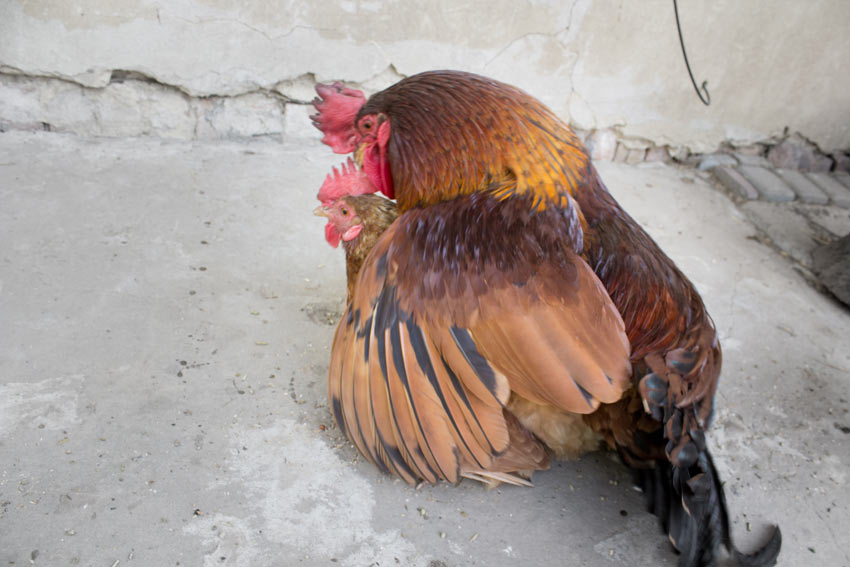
[{"left": 311, "top": 70, "right": 781, "bottom": 567}]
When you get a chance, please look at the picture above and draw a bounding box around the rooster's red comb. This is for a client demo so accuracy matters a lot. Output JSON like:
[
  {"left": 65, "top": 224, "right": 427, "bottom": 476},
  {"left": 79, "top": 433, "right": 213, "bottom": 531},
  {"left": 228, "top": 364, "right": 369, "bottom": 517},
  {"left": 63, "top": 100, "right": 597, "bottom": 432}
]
[
  {"left": 311, "top": 82, "right": 367, "bottom": 154},
  {"left": 317, "top": 158, "right": 378, "bottom": 204}
]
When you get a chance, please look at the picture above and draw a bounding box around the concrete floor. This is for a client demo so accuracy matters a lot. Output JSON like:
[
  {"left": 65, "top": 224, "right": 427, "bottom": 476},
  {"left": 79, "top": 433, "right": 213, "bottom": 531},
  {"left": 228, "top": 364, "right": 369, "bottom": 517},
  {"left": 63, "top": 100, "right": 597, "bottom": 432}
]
[{"left": 1, "top": 131, "right": 848, "bottom": 567}]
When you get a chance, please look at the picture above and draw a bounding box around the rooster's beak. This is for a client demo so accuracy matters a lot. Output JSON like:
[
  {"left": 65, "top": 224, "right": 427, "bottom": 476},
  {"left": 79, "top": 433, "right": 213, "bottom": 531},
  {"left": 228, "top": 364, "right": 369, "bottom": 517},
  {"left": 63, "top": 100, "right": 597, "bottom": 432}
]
[{"left": 313, "top": 205, "right": 328, "bottom": 218}]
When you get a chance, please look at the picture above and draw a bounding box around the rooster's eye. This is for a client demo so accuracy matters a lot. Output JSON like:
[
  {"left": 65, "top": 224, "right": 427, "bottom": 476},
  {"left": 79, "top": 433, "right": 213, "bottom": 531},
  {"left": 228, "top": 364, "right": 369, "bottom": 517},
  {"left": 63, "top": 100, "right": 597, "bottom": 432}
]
[{"left": 341, "top": 208, "right": 349, "bottom": 215}]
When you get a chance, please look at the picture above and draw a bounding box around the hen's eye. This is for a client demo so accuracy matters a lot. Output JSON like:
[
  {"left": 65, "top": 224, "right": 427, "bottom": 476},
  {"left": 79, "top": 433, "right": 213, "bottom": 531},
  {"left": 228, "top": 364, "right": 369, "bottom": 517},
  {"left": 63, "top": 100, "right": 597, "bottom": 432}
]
[
  {"left": 362, "top": 121, "right": 372, "bottom": 130},
  {"left": 341, "top": 208, "right": 349, "bottom": 215}
]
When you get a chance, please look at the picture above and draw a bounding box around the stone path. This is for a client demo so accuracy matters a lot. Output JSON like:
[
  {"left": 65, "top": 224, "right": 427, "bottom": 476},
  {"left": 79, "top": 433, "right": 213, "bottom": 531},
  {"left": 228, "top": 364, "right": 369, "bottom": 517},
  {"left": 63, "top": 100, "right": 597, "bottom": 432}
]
[{"left": 707, "top": 155, "right": 850, "bottom": 304}]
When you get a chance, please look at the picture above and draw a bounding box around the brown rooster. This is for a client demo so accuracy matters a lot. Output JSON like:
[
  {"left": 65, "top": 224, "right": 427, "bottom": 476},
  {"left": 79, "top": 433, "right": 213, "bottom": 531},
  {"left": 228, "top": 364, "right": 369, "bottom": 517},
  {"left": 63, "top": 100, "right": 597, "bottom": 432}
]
[{"left": 311, "top": 70, "right": 780, "bottom": 566}]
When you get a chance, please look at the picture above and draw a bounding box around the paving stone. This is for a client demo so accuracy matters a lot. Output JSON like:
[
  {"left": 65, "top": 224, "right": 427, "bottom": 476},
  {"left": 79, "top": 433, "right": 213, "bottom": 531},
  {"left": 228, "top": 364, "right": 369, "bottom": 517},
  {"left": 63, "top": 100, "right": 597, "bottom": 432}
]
[
  {"left": 741, "top": 201, "right": 819, "bottom": 267},
  {"left": 697, "top": 153, "right": 738, "bottom": 170},
  {"left": 835, "top": 172, "right": 850, "bottom": 190},
  {"left": 793, "top": 204, "right": 850, "bottom": 238},
  {"left": 712, "top": 166, "right": 758, "bottom": 199},
  {"left": 776, "top": 168, "right": 829, "bottom": 205},
  {"left": 807, "top": 173, "right": 850, "bottom": 208},
  {"left": 737, "top": 165, "right": 796, "bottom": 202}
]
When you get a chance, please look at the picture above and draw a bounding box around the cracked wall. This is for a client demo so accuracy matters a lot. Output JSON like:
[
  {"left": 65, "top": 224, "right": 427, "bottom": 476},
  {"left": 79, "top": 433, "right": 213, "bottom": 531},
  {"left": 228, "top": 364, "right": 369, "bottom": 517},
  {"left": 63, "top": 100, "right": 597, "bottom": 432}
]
[{"left": 1, "top": 0, "right": 848, "bottom": 151}]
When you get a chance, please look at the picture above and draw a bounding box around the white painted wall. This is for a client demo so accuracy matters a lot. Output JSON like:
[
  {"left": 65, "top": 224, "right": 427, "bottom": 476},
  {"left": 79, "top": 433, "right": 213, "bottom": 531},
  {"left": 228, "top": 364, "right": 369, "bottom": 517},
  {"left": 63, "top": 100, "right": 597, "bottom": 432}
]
[{"left": 1, "top": 0, "right": 848, "bottom": 152}]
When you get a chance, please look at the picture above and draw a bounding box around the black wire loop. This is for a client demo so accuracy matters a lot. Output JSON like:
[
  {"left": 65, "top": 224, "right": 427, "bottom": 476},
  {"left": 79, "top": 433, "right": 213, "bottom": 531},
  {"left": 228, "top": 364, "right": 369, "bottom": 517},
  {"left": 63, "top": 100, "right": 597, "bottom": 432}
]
[{"left": 673, "top": 0, "right": 711, "bottom": 106}]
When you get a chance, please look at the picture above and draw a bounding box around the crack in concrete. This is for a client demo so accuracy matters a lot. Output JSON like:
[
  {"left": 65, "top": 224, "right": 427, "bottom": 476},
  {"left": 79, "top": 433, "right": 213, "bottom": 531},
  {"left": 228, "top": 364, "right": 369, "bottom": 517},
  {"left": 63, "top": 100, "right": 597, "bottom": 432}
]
[{"left": 165, "top": 13, "right": 336, "bottom": 44}]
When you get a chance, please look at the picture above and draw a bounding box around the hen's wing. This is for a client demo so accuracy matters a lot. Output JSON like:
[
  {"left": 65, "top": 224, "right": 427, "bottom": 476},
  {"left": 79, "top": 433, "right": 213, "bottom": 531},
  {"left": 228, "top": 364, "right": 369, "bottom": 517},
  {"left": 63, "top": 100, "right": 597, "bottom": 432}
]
[{"left": 328, "top": 193, "right": 632, "bottom": 484}]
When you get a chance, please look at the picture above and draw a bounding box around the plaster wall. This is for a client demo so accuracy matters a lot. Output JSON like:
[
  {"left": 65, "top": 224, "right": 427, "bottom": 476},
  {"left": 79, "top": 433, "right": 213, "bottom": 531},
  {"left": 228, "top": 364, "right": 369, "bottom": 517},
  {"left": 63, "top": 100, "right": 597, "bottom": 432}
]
[{"left": 1, "top": 0, "right": 848, "bottom": 151}]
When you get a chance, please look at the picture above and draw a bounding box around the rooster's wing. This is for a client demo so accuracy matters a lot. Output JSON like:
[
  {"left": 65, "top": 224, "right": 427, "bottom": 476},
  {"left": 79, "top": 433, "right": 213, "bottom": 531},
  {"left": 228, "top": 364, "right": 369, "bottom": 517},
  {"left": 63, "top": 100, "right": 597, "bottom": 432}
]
[{"left": 328, "top": 194, "right": 631, "bottom": 484}]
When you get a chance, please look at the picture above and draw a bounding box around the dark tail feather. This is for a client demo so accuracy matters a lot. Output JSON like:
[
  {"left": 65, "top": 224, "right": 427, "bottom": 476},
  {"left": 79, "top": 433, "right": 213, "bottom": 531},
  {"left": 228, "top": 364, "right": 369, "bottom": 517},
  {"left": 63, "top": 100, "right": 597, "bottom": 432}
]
[{"left": 629, "top": 433, "right": 781, "bottom": 567}]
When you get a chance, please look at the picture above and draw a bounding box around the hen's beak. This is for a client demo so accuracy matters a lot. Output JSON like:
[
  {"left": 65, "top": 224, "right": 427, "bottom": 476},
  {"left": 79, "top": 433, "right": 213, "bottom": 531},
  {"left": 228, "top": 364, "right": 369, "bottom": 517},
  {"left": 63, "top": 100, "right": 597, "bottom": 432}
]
[{"left": 313, "top": 205, "right": 328, "bottom": 218}]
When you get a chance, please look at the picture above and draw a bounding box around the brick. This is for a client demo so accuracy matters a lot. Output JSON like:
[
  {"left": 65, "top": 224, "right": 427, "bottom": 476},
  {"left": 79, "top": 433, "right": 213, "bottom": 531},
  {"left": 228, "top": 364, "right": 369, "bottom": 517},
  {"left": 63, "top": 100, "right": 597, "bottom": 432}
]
[
  {"left": 625, "top": 147, "right": 646, "bottom": 165},
  {"left": 738, "top": 165, "right": 796, "bottom": 202},
  {"left": 644, "top": 146, "right": 671, "bottom": 163},
  {"left": 807, "top": 173, "right": 850, "bottom": 208},
  {"left": 587, "top": 129, "right": 617, "bottom": 161},
  {"left": 776, "top": 169, "right": 829, "bottom": 205},
  {"left": 712, "top": 166, "right": 758, "bottom": 200},
  {"left": 613, "top": 143, "right": 629, "bottom": 163}
]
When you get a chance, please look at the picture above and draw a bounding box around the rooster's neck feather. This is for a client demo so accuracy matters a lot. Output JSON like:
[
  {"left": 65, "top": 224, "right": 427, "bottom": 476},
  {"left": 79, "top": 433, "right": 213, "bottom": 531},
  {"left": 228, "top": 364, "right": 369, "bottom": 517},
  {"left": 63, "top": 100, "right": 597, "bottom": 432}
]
[{"left": 360, "top": 71, "right": 588, "bottom": 212}]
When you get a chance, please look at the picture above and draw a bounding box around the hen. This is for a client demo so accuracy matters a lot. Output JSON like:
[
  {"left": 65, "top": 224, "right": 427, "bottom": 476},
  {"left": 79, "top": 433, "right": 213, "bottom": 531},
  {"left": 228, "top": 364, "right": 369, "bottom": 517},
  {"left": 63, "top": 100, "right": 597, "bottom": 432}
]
[
  {"left": 314, "top": 167, "right": 398, "bottom": 303},
  {"left": 311, "top": 70, "right": 780, "bottom": 566}
]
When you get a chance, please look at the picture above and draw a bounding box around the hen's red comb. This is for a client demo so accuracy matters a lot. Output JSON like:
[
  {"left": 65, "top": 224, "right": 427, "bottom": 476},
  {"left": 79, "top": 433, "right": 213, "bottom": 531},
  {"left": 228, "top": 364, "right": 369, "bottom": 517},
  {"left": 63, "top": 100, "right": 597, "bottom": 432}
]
[
  {"left": 311, "top": 82, "right": 367, "bottom": 154},
  {"left": 317, "top": 158, "right": 378, "bottom": 204}
]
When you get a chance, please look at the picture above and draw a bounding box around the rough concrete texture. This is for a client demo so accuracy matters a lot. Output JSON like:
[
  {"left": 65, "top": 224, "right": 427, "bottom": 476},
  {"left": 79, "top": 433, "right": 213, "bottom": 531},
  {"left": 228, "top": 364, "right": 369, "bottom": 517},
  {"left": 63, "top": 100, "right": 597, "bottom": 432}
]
[
  {"left": 2, "top": 1, "right": 850, "bottom": 151},
  {"left": 793, "top": 205, "right": 850, "bottom": 239},
  {"left": 813, "top": 235, "right": 850, "bottom": 307},
  {"left": 739, "top": 202, "right": 823, "bottom": 268},
  {"left": 2, "top": 132, "right": 850, "bottom": 567}
]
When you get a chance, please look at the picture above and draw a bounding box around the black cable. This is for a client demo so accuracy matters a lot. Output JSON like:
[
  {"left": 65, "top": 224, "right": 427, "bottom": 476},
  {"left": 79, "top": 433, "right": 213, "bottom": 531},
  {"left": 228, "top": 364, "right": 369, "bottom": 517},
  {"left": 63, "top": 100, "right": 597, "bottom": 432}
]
[{"left": 673, "top": 0, "right": 711, "bottom": 106}]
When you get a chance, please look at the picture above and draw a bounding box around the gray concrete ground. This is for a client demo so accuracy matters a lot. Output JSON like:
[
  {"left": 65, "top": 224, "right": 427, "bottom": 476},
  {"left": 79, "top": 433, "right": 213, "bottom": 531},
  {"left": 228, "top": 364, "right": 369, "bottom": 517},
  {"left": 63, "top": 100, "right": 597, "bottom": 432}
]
[{"left": 1, "top": 131, "right": 849, "bottom": 567}]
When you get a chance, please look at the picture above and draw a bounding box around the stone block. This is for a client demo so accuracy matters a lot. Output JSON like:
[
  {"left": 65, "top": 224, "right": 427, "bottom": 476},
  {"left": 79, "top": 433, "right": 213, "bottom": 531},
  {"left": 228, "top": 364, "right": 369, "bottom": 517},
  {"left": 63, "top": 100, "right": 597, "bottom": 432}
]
[
  {"left": 807, "top": 173, "right": 850, "bottom": 208},
  {"left": 613, "top": 142, "right": 630, "bottom": 163},
  {"left": 811, "top": 153, "right": 835, "bottom": 172},
  {"left": 96, "top": 81, "right": 195, "bottom": 139},
  {"left": 283, "top": 103, "right": 320, "bottom": 139},
  {"left": 738, "top": 165, "right": 796, "bottom": 202},
  {"left": 712, "top": 166, "right": 759, "bottom": 200},
  {"left": 835, "top": 172, "right": 850, "bottom": 190},
  {"left": 195, "top": 93, "right": 283, "bottom": 140},
  {"left": 741, "top": 201, "right": 819, "bottom": 267},
  {"left": 587, "top": 129, "right": 617, "bottom": 161},
  {"left": 644, "top": 146, "right": 671, "bottom": 163},
  {"left": 625, "top": 147, "right": 646, "bottom": 164},
  {"left": 768, "top": 134, "right": 833, "bottom": 172},
  {"left": 775, "top": 169, "right": 828, "bottom": 205},
  {"left": 697, "top": 153, "right": 737, "bottom": 170}
]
